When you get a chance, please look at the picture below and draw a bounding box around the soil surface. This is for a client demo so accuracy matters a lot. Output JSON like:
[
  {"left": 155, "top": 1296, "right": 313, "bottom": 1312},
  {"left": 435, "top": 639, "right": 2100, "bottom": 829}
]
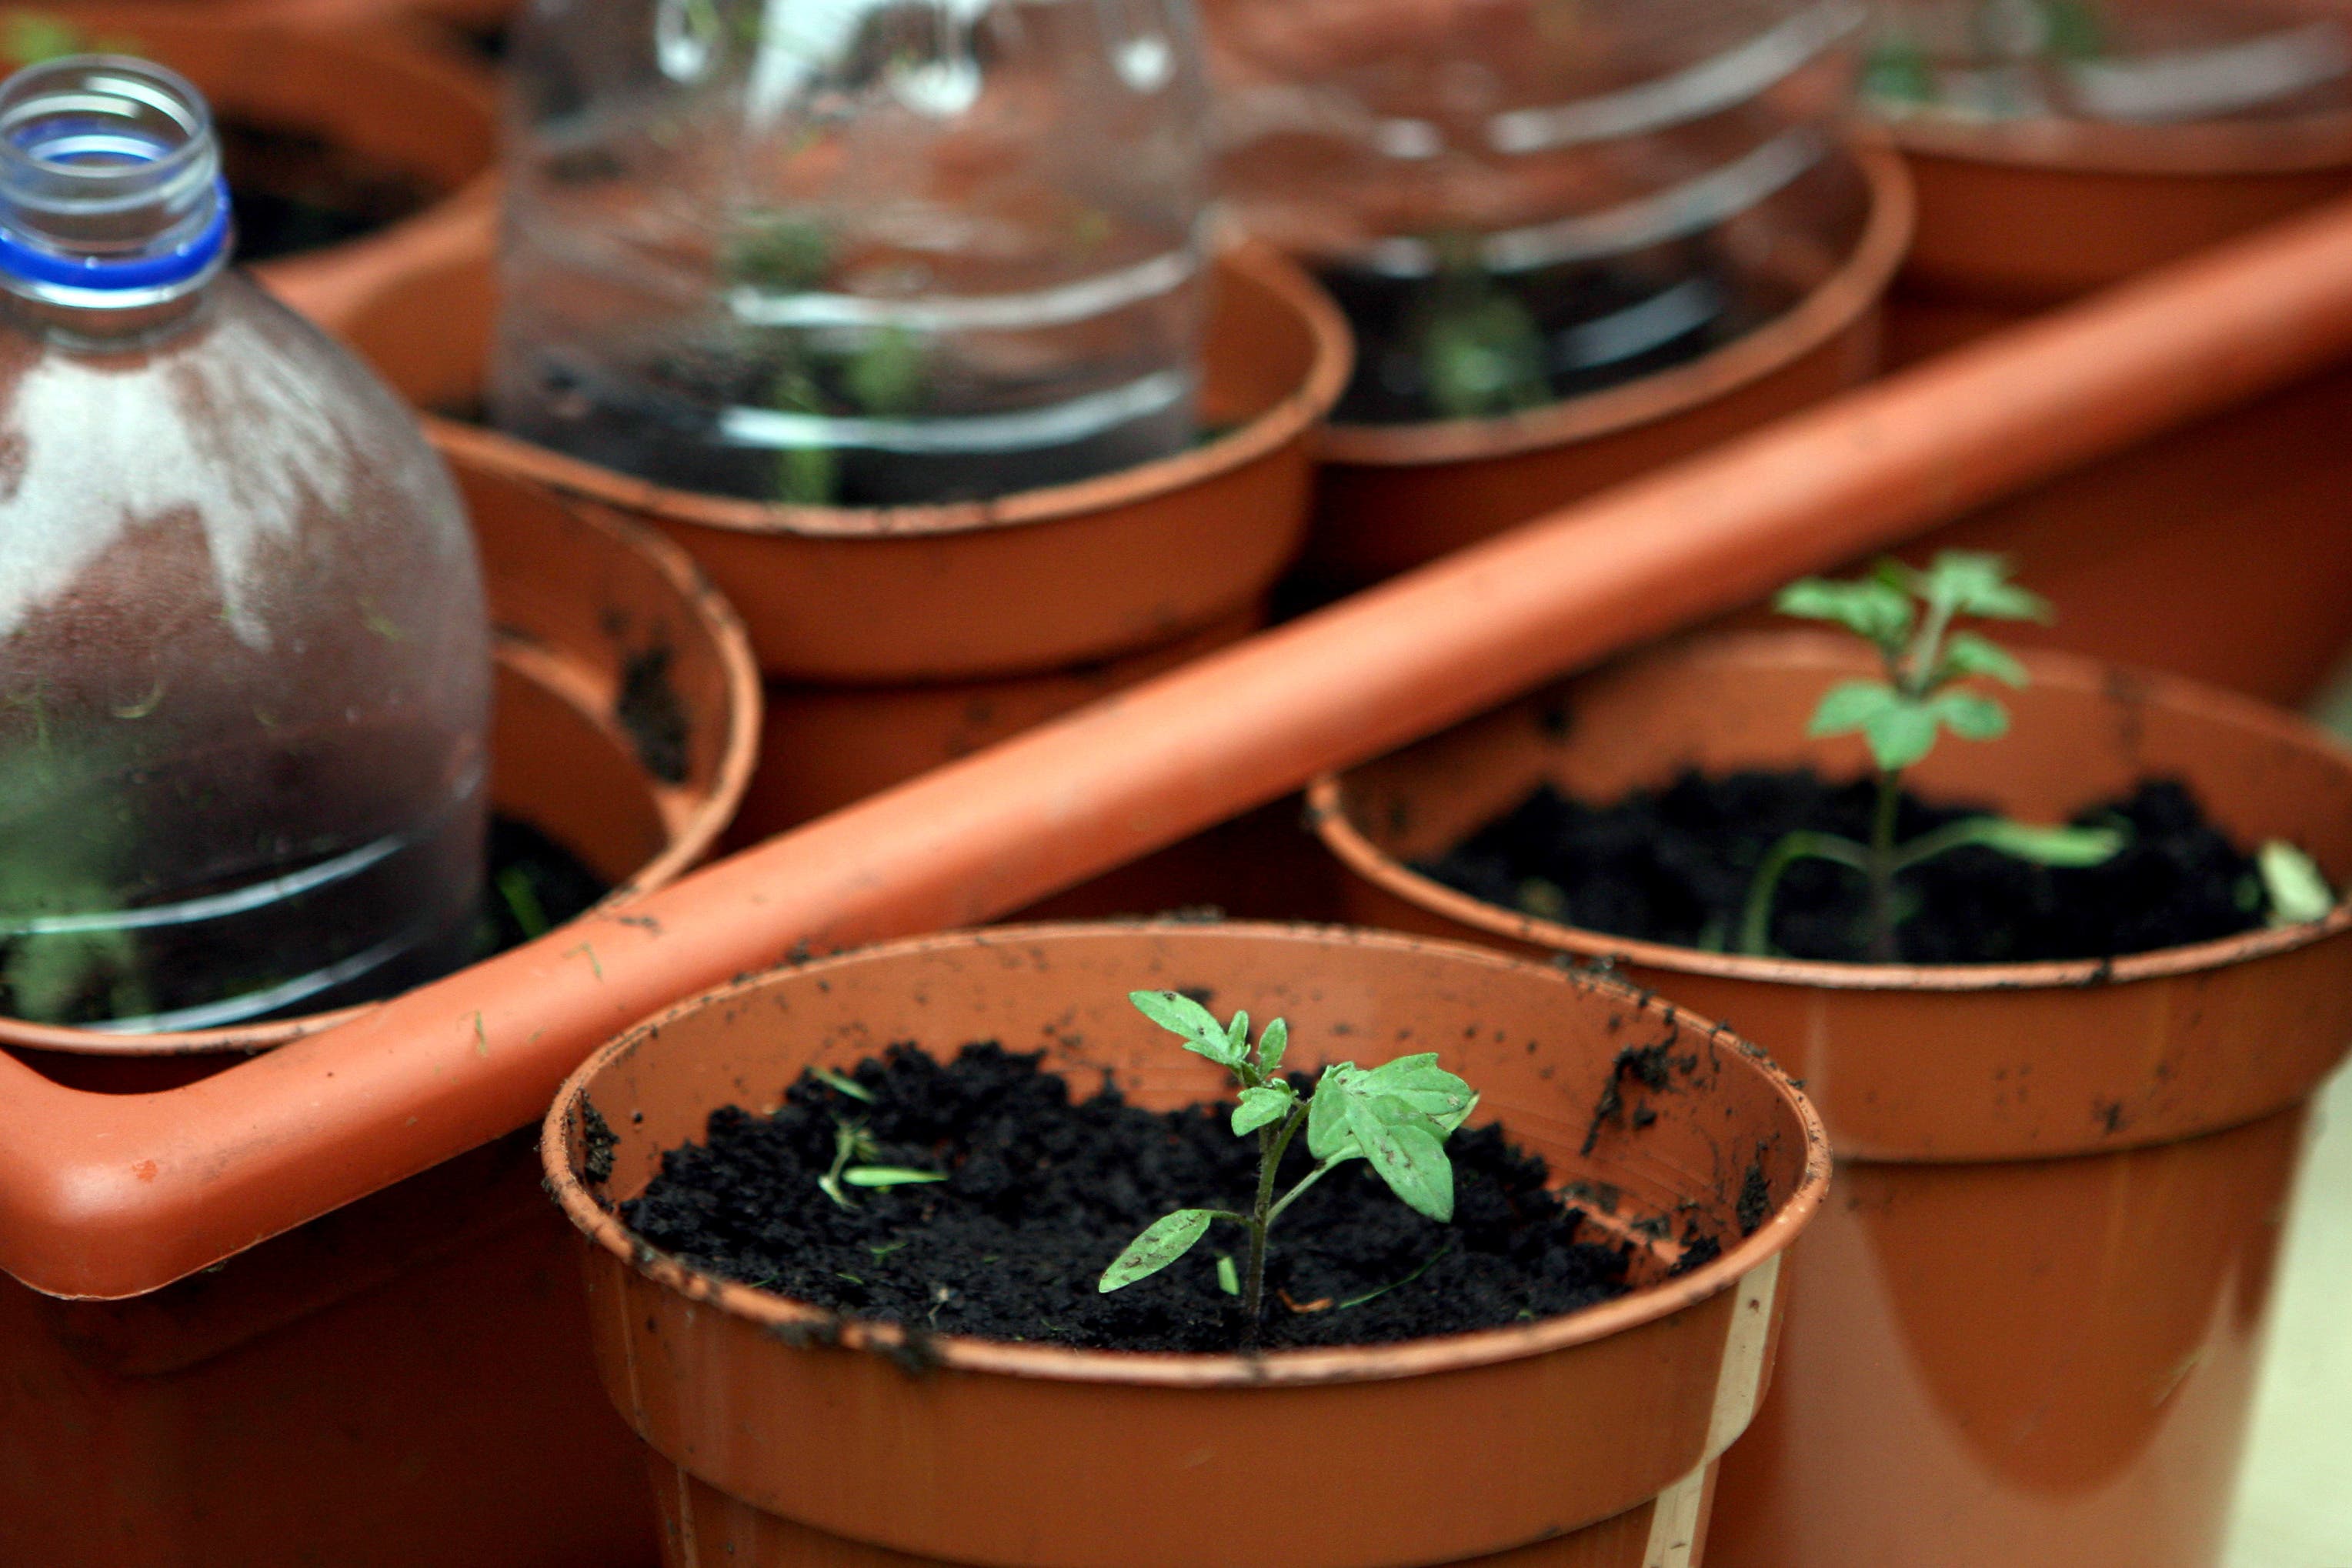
[
  {"left": 622, "top": 1043, "right": 1640, "bottom": 1353},
  {"left": 1418, "top": 771, "right": 2271, "bottom": 965}
]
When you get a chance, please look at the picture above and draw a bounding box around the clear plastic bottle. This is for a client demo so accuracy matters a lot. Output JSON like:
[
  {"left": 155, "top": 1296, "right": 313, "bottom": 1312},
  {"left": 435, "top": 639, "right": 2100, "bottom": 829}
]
[
  {"left": 0, "top": 56, "right": 491, "bottom": 1031},
  {"left": 1204, "top": 0, "right": 1866, "bottom": 424},
  {"left": 1864, "top": 0, "right": 2352, "bottom": 125},
  {"left": 492, "top": 0, "right": 1213, "bottom": 508}
]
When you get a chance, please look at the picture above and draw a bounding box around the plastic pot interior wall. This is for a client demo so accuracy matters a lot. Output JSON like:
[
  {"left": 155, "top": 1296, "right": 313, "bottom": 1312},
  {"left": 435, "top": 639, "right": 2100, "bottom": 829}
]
[
  {"left": 545, "top": 922, "right": 1830, "bottom": 1568},
  {"left": 1309, "top": 631, "right": 2352, "bottom": 1568},
  {"left": 0, "top": 458, "right": 758, "bottom": 1567}
]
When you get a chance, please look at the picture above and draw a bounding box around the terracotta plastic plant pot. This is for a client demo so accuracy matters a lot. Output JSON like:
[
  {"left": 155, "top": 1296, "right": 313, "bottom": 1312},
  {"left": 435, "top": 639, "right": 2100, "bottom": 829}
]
[
  {"left": 32, "top": 3, "right": 499, "bottom": 330},
  {"left": 1303, "top": 144, "right": 1913, "bottom": 585},
  {"left": 1892, "top": 113, "right": 2352, "bottom": 312},
  {"left": 419, "top": 236, "right": 1352, "bottom": 686},
  {"left": 544, "top": 921, "right": 1830, "bottom": 1568},
  {"left": 0, "top": 453, "right": 757, "bottom": 1568},
  {"left": 1308, "top": 630, "right": 2352, "bottom": 1568}
]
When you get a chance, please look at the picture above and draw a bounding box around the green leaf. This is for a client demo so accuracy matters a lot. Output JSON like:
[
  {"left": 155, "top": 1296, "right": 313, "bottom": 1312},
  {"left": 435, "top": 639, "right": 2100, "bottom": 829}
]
[
  {"left": 1342, "top": 1096, "right": 1456, "bottom": 1223},
  {"left": 1129, "top": 989, "right": 1241, "bottom": 1066},
  {"left": 1215, "top": 1254, "right": 1239, "bottom": 1296},
  {"left": 1423, "top": 284, "right": 1551, "bottom": 421},
  {"left": 1923, "top": 552, "right": 2050, "bottom": 622},
  {"left": 1224, "top": 1009, "right": 1250, "bottom": 1059},
  {"left": 816, "top": 1068, "right": 873, "bottom": 1103},
  {"left": 845, "top": 325, "right": 926, "bottom": 416},
  {"left": 1233, "top": 1085, "right": 1296, "bottom": 1136},
  {"left": 1932, "top": 690, "right": 2010, "bottom": 742},
  {"left": 1436, "top": 1091, "right": 1481, "bottom": 1139},
  {"left": 1808, "top": 680, "right": 1903, "bottom": 739},
  {"left": 2259, "top": 841, "right": 2336, "bottom": 926},
  {"left": 1940, "top": 632, "right": 2028, "bottom": 688},
  {"left": 1099, "top": 1209, "right": 1216, "bottom": 1292},
  {"left": 1862, "top": 34, "right": 1937, "bottom": 106},
  {"left": 1970, "top": 819, "right": 2127, "bottom": 867},
  {"left": 1257, "top": 1016, "right": 1287, "bottom": 1074},
  {"left": 1775, "top": 579, "right": 1914, "bottom": 649},
  {"left": 1860, "top": 699, "right": 1941, "bottom": 772},
  {"left": 1355, "top": 1055, "right": 1477, "bottom": 1128},
  {"left": 840, "top": 1167, "right": 948, "bottom": 1189},
  {"left": 2042, "top": 0, "right": 2106, "bottom": 62},
  {"left": 1306, "top": 1066, "right": 1363, "bottom": 1163}
]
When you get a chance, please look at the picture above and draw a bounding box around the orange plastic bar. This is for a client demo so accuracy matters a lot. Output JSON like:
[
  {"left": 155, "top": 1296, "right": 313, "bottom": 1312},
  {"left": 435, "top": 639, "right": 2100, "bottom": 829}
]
[{"left": 10, "top": 193, "right": 2352, "bottom": 1300}]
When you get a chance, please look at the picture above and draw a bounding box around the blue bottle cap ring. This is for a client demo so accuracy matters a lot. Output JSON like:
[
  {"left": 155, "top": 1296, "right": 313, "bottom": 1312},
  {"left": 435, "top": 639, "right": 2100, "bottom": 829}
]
[{"left": 0, "top": 174, "right": 231, "bottom": 291}]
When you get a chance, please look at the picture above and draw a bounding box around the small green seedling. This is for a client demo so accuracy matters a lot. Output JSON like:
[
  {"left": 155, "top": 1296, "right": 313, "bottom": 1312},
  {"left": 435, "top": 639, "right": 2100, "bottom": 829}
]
[
  {"left": 2259, "top": 841, "right": 2336, "bottom": 928},
  {"left": 814, "top": 1113, "right": 946, "bottom": 1209},
  {"left": 1749, "top": 552, "right": 2125, "bottom": 960},
  {"left": 1098, "top": 989, "right": 1478, "bottom": 1347},
  {"left": 1420, "top": 242, "right": 1550, "bottom": 422}
]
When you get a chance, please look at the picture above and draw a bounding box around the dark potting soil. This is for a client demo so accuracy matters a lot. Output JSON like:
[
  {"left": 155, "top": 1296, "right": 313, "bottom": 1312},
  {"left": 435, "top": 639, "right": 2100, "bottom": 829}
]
[
  {"left": 219, "top": 119, "right": 439, "bottom": 265},
  {"left": 1418, "top": 771, "right": 2271, "bottom": 966},
  {"left": 622, "top": 1043, "right": 1642, "bottom": 1353},
  {"left": 472, "top": 814, "right": 610, "bottom": 958}
]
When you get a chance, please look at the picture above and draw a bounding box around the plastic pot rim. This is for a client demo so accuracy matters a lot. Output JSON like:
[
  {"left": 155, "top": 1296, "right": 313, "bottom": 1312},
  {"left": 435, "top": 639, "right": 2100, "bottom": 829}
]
[
  {"left": 1307, "top": 632, "right": 2352, "bottom": 996},
  {"left": 442, "top": 237, "right": 1353, "bottom": 545},
  {"left": 541, "top": 917, "right": 1831, "bottom": 1392},
  {"left": 1882, "top": 103, "right": 2352, "bottom": 178},
  {"left": 1314, "top": 140, "right": 1913, "bottom": 468}
]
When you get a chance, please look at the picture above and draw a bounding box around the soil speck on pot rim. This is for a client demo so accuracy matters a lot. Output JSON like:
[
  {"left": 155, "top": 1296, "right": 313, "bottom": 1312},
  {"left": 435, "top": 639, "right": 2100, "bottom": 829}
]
[{"left": 616, "top": 642, "right": 692, "bottom": 785}]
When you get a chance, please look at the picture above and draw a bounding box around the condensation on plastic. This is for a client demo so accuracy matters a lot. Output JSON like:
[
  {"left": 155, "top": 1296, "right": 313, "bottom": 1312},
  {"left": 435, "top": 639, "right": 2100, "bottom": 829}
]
[
  {"left": 0, "top": 57, "right": 491, "bottom": 1033},
  {"left": 492, "top": 0, "right": 1213, "bottom": 506}
]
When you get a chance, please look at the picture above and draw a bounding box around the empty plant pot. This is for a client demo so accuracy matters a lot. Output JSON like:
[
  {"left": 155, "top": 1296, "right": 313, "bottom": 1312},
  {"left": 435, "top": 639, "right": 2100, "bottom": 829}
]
[
  {"left": 1308, "top": 630, "right": 2352, "bottom": 1568},
  {"left": 545, "top": 921, "right": 1830, "bottom": 1568},
  {"left": 1304, "top": 144, "right": 1911, "bottom": 585},
  {"left": 16, "top": 3, "right": 499, "bottom": 329},
  {"left": 0, "top": 454, "right": 759, "bottom": 1567}
]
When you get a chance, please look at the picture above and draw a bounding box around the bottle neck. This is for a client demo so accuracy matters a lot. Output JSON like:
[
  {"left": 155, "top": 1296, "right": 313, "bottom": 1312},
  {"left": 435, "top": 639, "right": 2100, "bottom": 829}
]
[{"left": 0, "top": 55, "right": 232, "bottom": 339}]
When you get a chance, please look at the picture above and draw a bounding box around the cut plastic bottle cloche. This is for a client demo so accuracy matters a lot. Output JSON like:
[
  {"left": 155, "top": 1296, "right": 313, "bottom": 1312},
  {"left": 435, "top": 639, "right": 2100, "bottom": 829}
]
[
  {"left": 493, "top": 0, "right": 1214, "bottom": 508},
  {"left": 0, "top": 55, "right": 492, "bottom": 1032}
]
